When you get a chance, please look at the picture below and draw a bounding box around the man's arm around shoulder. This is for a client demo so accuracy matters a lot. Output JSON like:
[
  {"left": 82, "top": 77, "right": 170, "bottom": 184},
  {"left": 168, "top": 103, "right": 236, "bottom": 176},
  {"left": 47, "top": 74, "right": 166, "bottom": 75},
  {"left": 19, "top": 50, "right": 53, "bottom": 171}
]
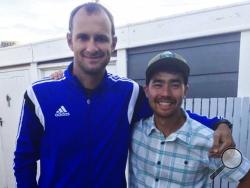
[{"left": 187, "top": 110, "right": 235, "bottom": 157}]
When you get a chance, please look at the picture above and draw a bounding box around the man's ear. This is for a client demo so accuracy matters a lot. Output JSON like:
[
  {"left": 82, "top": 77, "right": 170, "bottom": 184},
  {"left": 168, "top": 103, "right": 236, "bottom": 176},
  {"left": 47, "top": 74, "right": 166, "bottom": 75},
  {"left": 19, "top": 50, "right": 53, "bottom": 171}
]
[
  {"left": 144, "top": 85, "right": 149, "bottom": 98},
  {"left": 184, "top": 84, "right": 189, "bottom": 97},
  {"left": 67, "top": 33, "right": 73, "bottom": 51},
  {"left": 111, "top": 36, "right": 117, "bottom": 51}
]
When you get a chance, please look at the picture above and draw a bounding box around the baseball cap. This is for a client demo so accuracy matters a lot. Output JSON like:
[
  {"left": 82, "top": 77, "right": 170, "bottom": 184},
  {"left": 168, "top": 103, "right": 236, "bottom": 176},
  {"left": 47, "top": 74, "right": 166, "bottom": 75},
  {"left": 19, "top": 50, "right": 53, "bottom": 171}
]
[{"left": 145, "top": 51, "right": 190, "bottom": 85}]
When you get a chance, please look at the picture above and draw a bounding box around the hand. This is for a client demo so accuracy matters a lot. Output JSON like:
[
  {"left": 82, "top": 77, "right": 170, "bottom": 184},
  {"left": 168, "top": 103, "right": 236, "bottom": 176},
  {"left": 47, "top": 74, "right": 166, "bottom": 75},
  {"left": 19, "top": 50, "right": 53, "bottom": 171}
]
[
  {"left": 209, "top": 123, "right": 235, "bottom": 157},
  {"left": 238, "top": 170, "right": 250, "bottom": 188},
  {"left": 50, "top": 70, "right": 64, "bottom": 80}
]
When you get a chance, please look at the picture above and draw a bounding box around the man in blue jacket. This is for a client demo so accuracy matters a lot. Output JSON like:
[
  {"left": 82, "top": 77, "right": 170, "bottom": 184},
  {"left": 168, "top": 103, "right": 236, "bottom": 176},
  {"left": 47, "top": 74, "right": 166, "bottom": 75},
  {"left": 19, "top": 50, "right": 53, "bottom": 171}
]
[{"left": 14, "top": 2, "right": 234, "bottom": 188}]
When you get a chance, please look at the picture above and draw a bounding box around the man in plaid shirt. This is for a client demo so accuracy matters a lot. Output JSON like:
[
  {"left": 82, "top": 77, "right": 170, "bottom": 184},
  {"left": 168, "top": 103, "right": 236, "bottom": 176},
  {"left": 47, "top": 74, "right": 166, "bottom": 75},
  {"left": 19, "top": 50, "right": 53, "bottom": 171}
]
[{"left": 129, "top": 51, "right": 250, "bottom": 188}]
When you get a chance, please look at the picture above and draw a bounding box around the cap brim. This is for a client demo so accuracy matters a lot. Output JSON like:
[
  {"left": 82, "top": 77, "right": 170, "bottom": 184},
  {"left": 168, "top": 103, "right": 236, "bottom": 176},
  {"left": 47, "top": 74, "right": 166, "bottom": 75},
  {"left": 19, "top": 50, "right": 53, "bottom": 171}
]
[{"left": 146, "top": 58, "right": 190, "bottom": 78}]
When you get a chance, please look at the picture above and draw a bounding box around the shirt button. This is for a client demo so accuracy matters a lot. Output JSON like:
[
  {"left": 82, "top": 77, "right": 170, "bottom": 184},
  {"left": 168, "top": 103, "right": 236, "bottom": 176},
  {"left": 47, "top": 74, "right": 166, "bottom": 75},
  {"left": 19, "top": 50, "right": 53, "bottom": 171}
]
[
  {"left": 155, "top": 178, "right": 159, "bottom": 182},
  {"left": 161, "top": 141, "right": 165, "bottom": 145},
  {"left": 157, "top": 161, "right": 161, "bottom": 165},
  {"left": 87, "top": 99, "right": 91, "bottom": 104}
]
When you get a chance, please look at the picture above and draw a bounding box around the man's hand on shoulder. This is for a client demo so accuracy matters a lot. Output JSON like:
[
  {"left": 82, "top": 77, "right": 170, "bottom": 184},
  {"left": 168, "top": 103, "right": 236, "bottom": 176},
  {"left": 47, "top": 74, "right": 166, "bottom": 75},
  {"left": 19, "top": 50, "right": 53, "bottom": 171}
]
[
  {"left": 50, "top": 70, "right": 64, "bottom": 80},
  {"left": 209, "top": 123, "right": 235, "bottom": 157}
]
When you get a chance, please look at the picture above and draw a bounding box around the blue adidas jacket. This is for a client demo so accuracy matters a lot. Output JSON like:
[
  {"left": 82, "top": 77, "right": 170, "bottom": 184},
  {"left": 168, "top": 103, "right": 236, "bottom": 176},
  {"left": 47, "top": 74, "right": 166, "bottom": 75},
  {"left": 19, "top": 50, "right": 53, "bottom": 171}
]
[{"left": 14, "top": 63, "right": 221, "bottom": 188}]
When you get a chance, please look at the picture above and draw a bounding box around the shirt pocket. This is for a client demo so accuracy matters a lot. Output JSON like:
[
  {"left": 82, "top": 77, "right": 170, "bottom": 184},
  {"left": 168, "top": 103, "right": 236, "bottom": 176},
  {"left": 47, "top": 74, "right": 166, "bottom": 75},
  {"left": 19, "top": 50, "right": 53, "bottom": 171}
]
[{"left": 170, "top": 159, "right": 208, "bottom": 184}]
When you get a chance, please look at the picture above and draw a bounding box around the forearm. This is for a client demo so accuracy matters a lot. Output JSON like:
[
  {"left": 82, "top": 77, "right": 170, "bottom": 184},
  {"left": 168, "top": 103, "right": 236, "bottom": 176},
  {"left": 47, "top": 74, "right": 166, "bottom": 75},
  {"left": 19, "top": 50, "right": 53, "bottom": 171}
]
[
  {"left": 186, "top": 110, "right": 232, "bottom": 130},
  {"left": 14, "top": 160, "right": 38, "bottom": 188},
  {"left": 14, "top": 95, "right": 43, "bottom": 187},
  {"left": 187, "top": 110, "right": 234, "bottom": 156},
  {"left": 14, "top": 132, "right": 39, "bottom": 187}
]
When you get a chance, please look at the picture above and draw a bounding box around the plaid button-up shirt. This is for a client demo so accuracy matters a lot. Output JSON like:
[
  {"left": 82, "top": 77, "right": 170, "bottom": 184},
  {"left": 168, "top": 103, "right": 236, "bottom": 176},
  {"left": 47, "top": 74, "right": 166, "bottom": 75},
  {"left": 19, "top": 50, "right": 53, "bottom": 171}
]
[{"left": 129, "top": 111, "right": 250, "bottom": 188}]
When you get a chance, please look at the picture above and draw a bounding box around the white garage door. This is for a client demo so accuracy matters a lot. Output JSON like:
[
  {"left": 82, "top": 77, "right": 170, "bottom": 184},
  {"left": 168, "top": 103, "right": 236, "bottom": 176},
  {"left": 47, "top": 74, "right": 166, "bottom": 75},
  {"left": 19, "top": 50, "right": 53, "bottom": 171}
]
[{"left": 0, "top": 68, "right": 30, "bottom": 188}]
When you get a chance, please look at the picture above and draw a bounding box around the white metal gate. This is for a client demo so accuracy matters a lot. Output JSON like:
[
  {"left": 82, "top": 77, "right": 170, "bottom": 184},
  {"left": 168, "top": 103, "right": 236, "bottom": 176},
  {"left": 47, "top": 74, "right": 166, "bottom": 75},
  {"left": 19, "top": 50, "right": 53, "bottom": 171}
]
[{"left": 184, "top": 97, "right": 250, "bottom": 188}]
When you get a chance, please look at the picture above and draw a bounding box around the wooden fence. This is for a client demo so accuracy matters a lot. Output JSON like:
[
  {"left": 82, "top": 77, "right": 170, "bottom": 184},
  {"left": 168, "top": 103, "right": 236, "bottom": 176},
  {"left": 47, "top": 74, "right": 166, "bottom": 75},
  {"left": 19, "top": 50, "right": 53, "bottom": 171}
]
[{"left": 184, "top": 97, "right": 250, "bottom": 188}]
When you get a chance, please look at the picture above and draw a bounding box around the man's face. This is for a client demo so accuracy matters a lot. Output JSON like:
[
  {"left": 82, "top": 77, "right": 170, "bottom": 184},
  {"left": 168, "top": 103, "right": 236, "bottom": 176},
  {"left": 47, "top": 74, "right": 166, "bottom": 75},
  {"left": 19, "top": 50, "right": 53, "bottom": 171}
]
[
  {"left": 67, "top": 8, "right": 117, "bottom": 75},
  {"left": 144, "top": 71, "right": 188, "bottom": 119}
]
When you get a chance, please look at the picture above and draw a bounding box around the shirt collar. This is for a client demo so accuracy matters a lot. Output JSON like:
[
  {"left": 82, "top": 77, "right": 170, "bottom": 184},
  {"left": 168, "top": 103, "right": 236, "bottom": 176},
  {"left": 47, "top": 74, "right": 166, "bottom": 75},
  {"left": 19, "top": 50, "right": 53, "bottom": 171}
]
[
  {"left": 65, "top": 62, "right": 109, "bottom": 92},
  {"left": 146, "top": 109, "right": 192, "bottom": 143},
  {"left": 175, "top": 110, "right": 192, "bottom": 143},
  {"left": 146, "top": 116, "right": 156, "bottom": 136}
]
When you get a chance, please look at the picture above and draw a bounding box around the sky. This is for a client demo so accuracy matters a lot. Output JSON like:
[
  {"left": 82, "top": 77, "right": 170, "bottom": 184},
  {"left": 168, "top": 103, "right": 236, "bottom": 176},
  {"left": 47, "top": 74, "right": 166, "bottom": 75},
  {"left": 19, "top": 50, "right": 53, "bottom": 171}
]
[{"left": 0, "top": 0, "right": 248, "bottom": 44}]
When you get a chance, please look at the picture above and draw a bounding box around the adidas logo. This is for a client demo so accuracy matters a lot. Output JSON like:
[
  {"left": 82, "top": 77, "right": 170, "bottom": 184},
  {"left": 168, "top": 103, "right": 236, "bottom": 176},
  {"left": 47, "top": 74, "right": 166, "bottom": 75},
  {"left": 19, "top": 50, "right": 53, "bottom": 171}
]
[{"left": 55, "top": 106, "right": 70, "bottom": 117}]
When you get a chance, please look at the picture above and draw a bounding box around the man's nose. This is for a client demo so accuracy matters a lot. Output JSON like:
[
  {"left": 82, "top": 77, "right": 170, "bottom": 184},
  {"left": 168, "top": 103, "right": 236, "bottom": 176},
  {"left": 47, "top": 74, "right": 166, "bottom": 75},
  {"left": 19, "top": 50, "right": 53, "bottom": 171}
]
[
  {"left": 86, "top": 38, "right": 98, "bottom": 53},
  {"left": 161, "top": 85, "right": 171, "bottom": 96}
]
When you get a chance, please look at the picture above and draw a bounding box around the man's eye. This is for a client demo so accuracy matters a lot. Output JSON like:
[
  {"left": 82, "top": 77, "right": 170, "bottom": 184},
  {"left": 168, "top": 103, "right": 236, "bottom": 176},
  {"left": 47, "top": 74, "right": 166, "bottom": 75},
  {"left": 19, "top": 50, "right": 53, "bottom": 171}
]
[
  {"left": 78, "top": 34, "right": 89, "bottom": 41},
  {"left": 95, "top": 36, "right": 109, "bottom": 43},
  {"left": 171, "top": 83, "right": 181, "bottom": 88},
  {"left": 153, "top": 83, "right": 162, "bottom": 88}
]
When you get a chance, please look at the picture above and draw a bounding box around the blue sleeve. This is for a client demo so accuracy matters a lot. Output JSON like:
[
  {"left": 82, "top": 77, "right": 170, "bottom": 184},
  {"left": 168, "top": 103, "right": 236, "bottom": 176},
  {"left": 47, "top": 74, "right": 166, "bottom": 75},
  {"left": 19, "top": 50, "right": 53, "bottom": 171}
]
[
  {"left": 186, "top": 110, "right": 222, "bottom": 130},
  {"left": 13, "top": 92, "right": 43, "bottom": 188},
  {"left": 131, "top": 86, "right": 153, "bottom": 124}
]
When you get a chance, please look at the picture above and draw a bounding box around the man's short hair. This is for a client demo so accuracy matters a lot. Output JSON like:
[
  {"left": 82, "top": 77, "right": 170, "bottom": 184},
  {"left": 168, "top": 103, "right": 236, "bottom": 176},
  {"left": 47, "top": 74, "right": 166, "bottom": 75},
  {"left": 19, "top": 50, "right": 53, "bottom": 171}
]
[{"left": 68, "top": 2, "right": 115, "bottom": 36}]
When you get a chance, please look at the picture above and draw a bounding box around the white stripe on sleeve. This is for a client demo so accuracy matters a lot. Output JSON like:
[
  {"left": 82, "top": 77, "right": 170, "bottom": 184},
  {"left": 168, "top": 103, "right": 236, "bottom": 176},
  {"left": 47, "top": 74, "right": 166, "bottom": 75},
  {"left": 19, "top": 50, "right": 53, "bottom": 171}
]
[
  {"left": 26, "top": 86, "right": 45, "bottom": 129},
  {"left": 127, "top": 82, "right": 139, "bottom": 124}
]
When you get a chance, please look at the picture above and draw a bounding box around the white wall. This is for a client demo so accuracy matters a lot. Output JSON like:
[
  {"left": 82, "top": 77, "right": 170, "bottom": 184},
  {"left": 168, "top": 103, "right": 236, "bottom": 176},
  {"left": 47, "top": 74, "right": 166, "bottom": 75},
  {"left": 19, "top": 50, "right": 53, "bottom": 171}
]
[
  {"left": 0, "top": 44, "right": 32, "bottom": 67},
  {"left": 237, "top": 30, "right": 250, "bottom": 97},
  {"left": 32, "top": 38, "right": 72, "bottom": 62},
  {"left": 116, "top": 1, "right": 250, "bottom": 49},
  {"left": 0, "top": 38, "right": 71, "bottom": 68}
]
